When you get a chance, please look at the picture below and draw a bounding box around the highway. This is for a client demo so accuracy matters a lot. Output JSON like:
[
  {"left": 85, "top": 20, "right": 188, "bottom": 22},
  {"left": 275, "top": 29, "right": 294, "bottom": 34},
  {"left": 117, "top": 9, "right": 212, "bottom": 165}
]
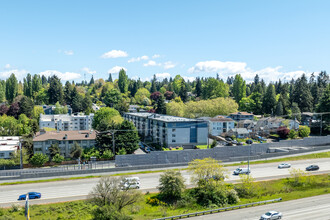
[
  {"left": 189, "top": 194, "right": 330, "bottom": 220},
  {"left": 0, "top": 158, "right": 329, "bottom": 207}
]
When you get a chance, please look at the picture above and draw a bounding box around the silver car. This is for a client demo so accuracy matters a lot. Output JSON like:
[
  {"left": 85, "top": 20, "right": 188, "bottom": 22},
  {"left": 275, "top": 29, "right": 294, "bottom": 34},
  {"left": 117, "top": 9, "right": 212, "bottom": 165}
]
[
  {"left": 278, "top": 163, "right": 291, "bottom": 169},
  {"left": 260, "top": 211, "right": 282, "bottom": 220}
]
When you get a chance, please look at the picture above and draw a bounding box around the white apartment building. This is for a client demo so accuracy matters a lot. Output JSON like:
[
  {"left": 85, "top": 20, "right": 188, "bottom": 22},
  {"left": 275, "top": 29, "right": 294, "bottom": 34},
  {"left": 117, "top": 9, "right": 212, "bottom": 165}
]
[
  {"left": 0, "top": 136, "right": 20, "bottom": 159},
  {"left": 124, "top": 113, "right": 208, "bottom": 148},
  {"left": 208, "top": 116, "right": 235, "bottom": 136},
  {"left": 39, "top": 113, "right": 94, "bottom": 131}
]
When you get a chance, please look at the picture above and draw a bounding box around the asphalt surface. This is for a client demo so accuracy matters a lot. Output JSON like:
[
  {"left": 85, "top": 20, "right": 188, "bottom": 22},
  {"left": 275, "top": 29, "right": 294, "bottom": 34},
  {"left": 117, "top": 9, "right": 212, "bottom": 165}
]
[
  {"left": 0, "top": 158, "right": 329, "bottom": 207},
  {"left": 188, "top": 194, "right": 330, "bottom": 220}
]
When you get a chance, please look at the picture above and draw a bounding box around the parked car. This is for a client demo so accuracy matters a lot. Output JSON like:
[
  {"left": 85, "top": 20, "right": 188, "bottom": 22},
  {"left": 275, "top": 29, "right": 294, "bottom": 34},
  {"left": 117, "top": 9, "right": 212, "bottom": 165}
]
[
  {"left": 233, "top": 167, "right": 250, "bottom": 175},
  {"left": 231, "top": 140, "right": 238, "bottom": 144},
  {"left": 18, "top": 192, "right": 41, "bottom": 200},
  {"left": 225, "top": 137, "right": 233, "bottom": 141},
  {"left": 260, "top": 211, "right": 282, "bottom": 219},
  {"left": 306, "top": 165, "right": 319, "bottom": 171},
  {"left": 120, "top": 177, "right": 140, "bottom": 189},
  {"left": 278, "top": 163, "right": 291, "bottom": 169},
  {"left": 237, "top": 142, "right": 244, "bottom": 145},
  {"left": 246, "top": 139, "right": 253, "bottom": 144}
]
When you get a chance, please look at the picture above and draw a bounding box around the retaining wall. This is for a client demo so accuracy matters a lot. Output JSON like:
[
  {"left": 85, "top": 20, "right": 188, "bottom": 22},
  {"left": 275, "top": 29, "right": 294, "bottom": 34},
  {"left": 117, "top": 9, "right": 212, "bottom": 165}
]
[{"left": 115, "top": 135, "right": 330, "bottom": 167}]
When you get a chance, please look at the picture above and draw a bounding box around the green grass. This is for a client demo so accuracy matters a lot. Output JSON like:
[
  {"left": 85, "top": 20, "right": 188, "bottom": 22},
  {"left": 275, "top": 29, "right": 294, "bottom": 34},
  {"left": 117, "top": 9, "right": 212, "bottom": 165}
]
[
  {"left": 162, "top": 147, "right": 184, "bottom": 151},
  {"left": 1, "top": 174, "right": 329, "bottom": 220},
  {"left": 1, "top": 151, "right": 329, "bottom": 186},
  {"left": 195, "top": 145, "right": 208, "bottom": 149}
]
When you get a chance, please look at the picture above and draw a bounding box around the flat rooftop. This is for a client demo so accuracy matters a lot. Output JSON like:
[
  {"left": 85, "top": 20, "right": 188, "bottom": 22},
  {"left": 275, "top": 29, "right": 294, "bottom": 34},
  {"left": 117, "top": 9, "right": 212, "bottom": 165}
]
[{"left": 125, "top": 112, "right": 206, "bottom": 122}]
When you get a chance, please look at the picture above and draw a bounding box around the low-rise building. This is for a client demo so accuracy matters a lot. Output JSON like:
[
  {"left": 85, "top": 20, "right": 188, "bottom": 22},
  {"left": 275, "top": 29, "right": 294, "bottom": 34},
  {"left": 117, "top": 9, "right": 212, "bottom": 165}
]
[
  {"left": 0, "top": 136, "right": 20, "bottom": 159},
  {"left": 33, "top": 130, "right": 96, "bottom": 157},
  {"left": 124, "top": 113, "right": 208, "bottom": 148},
  {"left": 226, "top": 128, "right": 250, "bottom": 139},
  {"left": 208, "top": 116, "right": 235, "bottom": 136},
  {"left": 238, "top": 120, "right": 255, "bottom": 132},
  {"left": 41, "top": 105, "right": 73, "bottom": 115},
  {"left": 39, "top": 113, "right": 94, "bottom": 131},
  {"left": 229, "top": 112, "right": 254, "bottom": 121}
]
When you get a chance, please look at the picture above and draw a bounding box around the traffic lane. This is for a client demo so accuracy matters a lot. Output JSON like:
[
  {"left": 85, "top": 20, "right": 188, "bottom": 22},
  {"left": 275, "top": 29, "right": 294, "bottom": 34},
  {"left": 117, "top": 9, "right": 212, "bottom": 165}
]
[
  {"left": 0, "top": 158, "right": 329, "bottom": 206},
  {"left": 188, "top": 194, "right": 330, "bottom": 220}
]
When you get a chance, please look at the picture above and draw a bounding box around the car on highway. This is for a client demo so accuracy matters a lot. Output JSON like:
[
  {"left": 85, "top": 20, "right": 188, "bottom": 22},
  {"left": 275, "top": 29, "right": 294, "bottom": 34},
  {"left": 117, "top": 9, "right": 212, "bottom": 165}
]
[
  {"left": 260, "top": 211, "right": 282, "bottom": 219},
  {"left": 233, "top": 167, "right": 250, "bottom": 175},
  {"left": 278, "top": 163, "right": 291, "bottom": 169},
  {"left": 18, "top": 192, "right": 42, "bottom": 200},
  {"left": 306, "top": 165, "right": 319, "bottom": 171},
  {"left": 120, "top": 177, "right": 140, "bottom": 189}
]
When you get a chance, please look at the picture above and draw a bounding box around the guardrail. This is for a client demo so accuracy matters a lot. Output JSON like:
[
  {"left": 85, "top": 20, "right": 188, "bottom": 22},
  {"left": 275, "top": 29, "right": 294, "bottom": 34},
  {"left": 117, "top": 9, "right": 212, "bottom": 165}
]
[{"left": 154, "top": 198, "right": 282, "bottom": 220}]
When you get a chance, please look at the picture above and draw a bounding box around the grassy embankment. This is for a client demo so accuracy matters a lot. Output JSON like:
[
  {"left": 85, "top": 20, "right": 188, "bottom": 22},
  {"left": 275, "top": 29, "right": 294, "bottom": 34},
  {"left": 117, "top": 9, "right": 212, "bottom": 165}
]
[
  {"left": 1, "top": 151, "right": 329, "bottom": 186},
  {"left": 0, "top": 174, "right": 329, "bottom": 220}
]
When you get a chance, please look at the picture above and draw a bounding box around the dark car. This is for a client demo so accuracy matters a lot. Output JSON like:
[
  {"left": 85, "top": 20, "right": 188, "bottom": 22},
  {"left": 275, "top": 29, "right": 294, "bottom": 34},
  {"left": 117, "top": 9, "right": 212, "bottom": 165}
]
[
  {"left": 231, "top": 140, "right": 238, "bottom": 145},
  {"left": 306, "top": 165, "right": 319, "bottom": 171},
  {"left": 246, "top": 139, "right": 253, "bottom": 145},
  {"left": 225, "top": 137, "right": 233, "bottom": 141},
  {"left": 18, "top": 192, "right": 41, "bottom": 200}
]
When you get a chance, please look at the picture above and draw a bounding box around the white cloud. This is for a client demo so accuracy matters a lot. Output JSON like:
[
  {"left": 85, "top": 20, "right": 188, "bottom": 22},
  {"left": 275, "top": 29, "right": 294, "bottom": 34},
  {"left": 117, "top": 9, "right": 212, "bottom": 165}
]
[
  {"left": 188, "top": 60, "right": 247, "bottom": 74},
  {"left": 39, "top": 70, "right": 81, "bottom": 81},
  {"left": 82, "top": 67, "right": 96, "bottom": 74},
  {"left": 101, "top": 50, "right": 128, "bottom": 58},
  {"left": 108, "top": 66, "right": 127, "bottom": 74},
  {"left": 143, "top": 60, "right": 160, "bottom": 67},
  {"left": 128, "top": 55, "right": 149, "bottom": 63},
  {"left": 152, "top": 54, "right": 160, "bottom": 59},
  {"left": 164, "top": 61, "right": 176, "bottom": 69},
  {"left": 64, "top": 50, "right": 74, "bottom": 55},
  {"left": 188, "top": 60, "right": 311, "bottom": 83},
  {"left": 155, "top": 72, "right": 171, "bottom": 80},
  {"left": 0, "top": 69, "right": 29, "bottom": 80},
  {"left": 4, "top": 64, "right": 11, "bottom": 69}
]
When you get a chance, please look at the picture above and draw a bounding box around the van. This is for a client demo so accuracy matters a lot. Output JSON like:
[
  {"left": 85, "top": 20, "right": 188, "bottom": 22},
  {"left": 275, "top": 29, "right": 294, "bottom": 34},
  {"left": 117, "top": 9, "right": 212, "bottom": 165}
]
[
  {"left": 233, "top": 168, "right": 250, "bottom": 175},
  {"left": 121, "top": 177, "right": 140, "bottom": 189}
]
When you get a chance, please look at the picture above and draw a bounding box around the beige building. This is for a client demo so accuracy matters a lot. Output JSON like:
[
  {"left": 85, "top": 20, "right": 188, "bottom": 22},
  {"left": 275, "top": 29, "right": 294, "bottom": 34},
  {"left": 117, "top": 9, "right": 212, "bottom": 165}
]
[
  {"left": 33, "top": 130, "right": 96, "bottom": 157},
  {"left": 0, "top": 136, "right": 20, "bottom": 159}
]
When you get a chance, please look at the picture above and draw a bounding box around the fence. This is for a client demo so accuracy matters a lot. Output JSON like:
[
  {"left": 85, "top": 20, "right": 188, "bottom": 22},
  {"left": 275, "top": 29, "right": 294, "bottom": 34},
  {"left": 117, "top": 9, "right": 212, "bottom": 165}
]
[{"left": 154, "top": 198, "right": 282, "bottom": 220}]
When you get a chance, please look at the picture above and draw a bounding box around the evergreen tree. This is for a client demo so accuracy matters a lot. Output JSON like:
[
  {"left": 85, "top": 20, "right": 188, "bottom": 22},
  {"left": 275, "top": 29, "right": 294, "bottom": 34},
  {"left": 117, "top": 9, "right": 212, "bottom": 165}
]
[
  {"left": 63, "top": 81, "right": 73, "bottom": 105},
  {"left": 291, "top": 102, "right": 301, "bottom": 121},
  {"left": 262, "top": 84, "right": 276, "bottom": 115},
  {"left": 5, "top": 73, "right": 18, "bottom": 103},
  {"left": 232, "top": 74, "right": 246, "bottom": 103},
  {"left": 0, "top": 81, "right": 5, "bottom": 103},
  {"left": 32, "top": 74, "right": 42, "bottom": 97},
  {"left": 108, "top": 73, "right": 113, "bottom": 82},
  {"left": 82, "top": 94, "right": 93, "bottom": 113},
  {"left": 71, "top": 87, "right": 83, "bottom": 113},
  {"left": 195, "top": 77, "right": 202, "bottom": 97},
  {"left": 275, "top": 101, "right": 283, "bottom": 116},
  {"left": 18, "top": 96, "right": 34, "bottom": 118},
  {"left": 155, "top": 95, "right": 166, "bottom": 114},
  {"left": 316, "top": 84, "right": 330, "bottom": 131},
  {"left": 23, "top": 73, "right": 33, "bottom": 98},
  {"left": 104, "top": 89, "right": 122, "bottom": 108},
  {"left": 250, "top": 92, "right": 263, "bottom": 115},
  {"left": 118, "top": 69, "right": 128, "bottom": 93},
  {"left": 292, "top": 74, "right": 313, "bottom": 112},
  {"left": 48, "top": 75, "right": 63, "bottom": 104},
  {"left": 150, "top": 74, "right": 157, "bottom": 93},
  {"left": 41, "top": 75, "right": 48, "bottom": 85},
  {"left": 89, "top": 75, "right": 95, "bottom": 85},
  {"left": 179, "top": 80, "right": 188, "bottom": 102}
]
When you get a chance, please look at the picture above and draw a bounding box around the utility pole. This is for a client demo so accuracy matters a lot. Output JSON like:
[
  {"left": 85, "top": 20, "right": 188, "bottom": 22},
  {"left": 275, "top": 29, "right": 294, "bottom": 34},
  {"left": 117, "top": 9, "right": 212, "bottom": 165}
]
[
  {"left": 112, "top": 131, "right": 115, "bottom": 155},
  {"left": 320, "top": 114, "right": 323, "bottom": 136},
  {"left": 20, "top": 141, "right": 23, "bottom": 169}
]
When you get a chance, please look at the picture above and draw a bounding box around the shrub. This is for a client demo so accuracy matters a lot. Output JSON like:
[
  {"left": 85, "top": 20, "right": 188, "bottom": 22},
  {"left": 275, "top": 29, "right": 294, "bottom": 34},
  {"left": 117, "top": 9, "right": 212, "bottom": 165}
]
[
  {"left": 288, "top": 129, "right": 298, "bottom": 139},
  {"left": 117, "top": 148, "right": 127, "bottom": 155},
  {"left": 102, "top": 150, "right": 114, "bottom": 159},
  {"left": 29, "top": 153, "right": 49, "bottom": 167},
  {"left": 226, "top": 189, "right": 240, "bottom": 204},
  {"left": 158, "top": 170, "right": 186, "bottom": 202},
  {"left": 52, "top": 154, "right": 64, "bottom": 164},
  {"left": 277, "top": 127, "right": 290, "bottom": 139},
  {"left": 210, "top": 140, "right": 217, "bottom": 148},
  {"left": 298, "top": 126, "right": 310, "bottom": 138},
  {"left": 194, "top": 184, "right": 228, "bottom": 207},
  {"left": 235, "top": 175, "right": 257, "bottom": 198},
  {"left": 91, "top": 205, "right": 132, "bottom": 220},
  {"left": 288, "top": 168, "right": 306, "bottom": 187}
]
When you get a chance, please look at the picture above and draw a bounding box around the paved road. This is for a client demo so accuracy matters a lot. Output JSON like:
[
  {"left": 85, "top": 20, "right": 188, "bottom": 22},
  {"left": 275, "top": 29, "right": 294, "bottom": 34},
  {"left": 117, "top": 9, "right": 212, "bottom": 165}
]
[
  {"left": 0, "top": 158, "right": 329, "bottom": 207},
  {"left": 188, "top": 194, "right": 330, "bottom": 220}
]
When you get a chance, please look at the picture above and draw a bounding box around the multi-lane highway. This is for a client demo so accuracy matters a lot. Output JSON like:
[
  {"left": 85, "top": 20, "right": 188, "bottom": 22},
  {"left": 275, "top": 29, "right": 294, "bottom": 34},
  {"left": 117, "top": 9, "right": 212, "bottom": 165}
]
[
  {"left": 0, "top": 158, "right": 329, "bottom": 207},
  {"left": 189, "top": 194, "right": 330, "bottom": 220}
]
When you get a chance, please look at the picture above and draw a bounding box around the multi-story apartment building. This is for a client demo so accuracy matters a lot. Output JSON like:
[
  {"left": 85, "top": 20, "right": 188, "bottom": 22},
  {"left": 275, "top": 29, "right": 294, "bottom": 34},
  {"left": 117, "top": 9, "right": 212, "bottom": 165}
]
[
  {"left": 0, "top": 136, "right": 20, "bottom": 159},
  {"left": 208, "top": 116, "right": 235, "bottom": 136},
  {"left": 124, "top": 113, "right": 208, "bottom": 148},
  {"left": 33, "top": 130, "right": 96, "bottom": 157},
  {"left": 229, "top": 112, "right": 254, "bottom": 121},
  {"left": 39, "top": 113, "right": 94, "bottom": 131}
]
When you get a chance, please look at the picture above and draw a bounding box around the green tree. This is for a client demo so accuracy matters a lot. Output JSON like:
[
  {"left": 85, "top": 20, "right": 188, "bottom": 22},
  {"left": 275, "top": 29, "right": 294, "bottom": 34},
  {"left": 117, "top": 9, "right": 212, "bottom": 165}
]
[
  {"left": 316, "top": 84, "right": 330, "bottom": 131},
  {"left": 179, "top": 80, "right": 188, "bottom": 102},
  {"left": 158, "top": 170, "right": 185, "bottom": 202},
  {"left": 134, "top": 88, "right": 150, "bottom": 104},
  {"left": 155, "top": 95, "right": 166, "bottom": 114},
  {"left": 82, "top": 94, "right": 93, "bottom": 113},
  {"left": 173, "top": 75, "right": 183, "bottom": 94},
  {"left": 292, "top": 74, "right": 313, "bottom": 112},
  {"left": 195, "top": 77, "right": 202, "bottom": 97},
  {"left": 250, "top": 92, "right": 263, "bottom": 115},
  {"left": 291, "top": 102, "right": 301, "bottom": 121},
  {"left": 89, "top": 75, "right": 95, "bottom": 85},
  {"left": 118, "top": 69, "right": 128, "bottom": 93},
  {"left": 114, "top": 120, "right": 140, "bottom": 154},
  {"left": 92, "top": 107, "right": 123, "bottom": 130},
  {"left": 288, "top": 129, "right": 298, "bottom": 139},
  {"left": 5, "top": 73, "right": 18, "bottom": 103},
  {"left": 232, "top": 74, "right": 246, "bottom": 103},
  {"left": 104, "top": 89, "right": 122, "bottom": 108},
  {"left": 49, "top": 143, "right": 60, "bottom": 159},
  {"left": 17, "top": 96, "right": 34, "bottom": 118},
  {"left": 262, "top": 84, "right": 276, "bottom": 115},
  {"left": 70, "top": 142, "right": 83, "bottom": 159},
  {"left": 32, "top": 74, "right": 42, "bottom": 98},
  {"left": 29, "top": 153, "right": 49, "bottom": 167},
  {"left": 48, "top": 75, "right": 63, "bottom": 104},
  {"left": 63, "top": 81, "right": 74, "bottom": 105},
  {"left": 71, "top": 87, "right": 84, "bottom": 113},
  {"left": 0, "top": 80, "right": 6, "bottom": 103},
  {"left": 275, "top": 101, "right": 283, "bottom": 116},
  {"left": 108, "top": 73, "right": 113, "bottom": 83}
]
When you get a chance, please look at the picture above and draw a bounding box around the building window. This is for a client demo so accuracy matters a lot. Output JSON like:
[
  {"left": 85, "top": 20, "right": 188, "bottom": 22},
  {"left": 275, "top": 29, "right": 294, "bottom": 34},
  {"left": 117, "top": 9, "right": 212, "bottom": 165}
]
[
  {"left": 69, "top": 141, "right": 73, "bottom": 144},
  {"left": 172, "top": 134, "right": 176, "bottom": 137},
  {"left": 172, "top": 129, "right": 176, "bottom": 132},
  {"left": 0, "top": 153, "right": 4, "bottom": 157},
  {"left": 217, "top": 127, "right": 221, "bottom": 130},
  {"left": 35, "top": 148, "right": 42, "bottom": 152},
  {"left": 172, "top": 139, "right": 176, "bottom": 143}
]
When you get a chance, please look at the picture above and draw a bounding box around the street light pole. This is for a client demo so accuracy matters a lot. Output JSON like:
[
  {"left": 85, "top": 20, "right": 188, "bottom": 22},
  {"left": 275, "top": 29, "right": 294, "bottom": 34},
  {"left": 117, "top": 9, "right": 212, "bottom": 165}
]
[
  {"left": 19, "top": 141, "right": 23, "bottom": 169},
  {"left": 248, "top": 143, "right": 250, "bottom": 172}
]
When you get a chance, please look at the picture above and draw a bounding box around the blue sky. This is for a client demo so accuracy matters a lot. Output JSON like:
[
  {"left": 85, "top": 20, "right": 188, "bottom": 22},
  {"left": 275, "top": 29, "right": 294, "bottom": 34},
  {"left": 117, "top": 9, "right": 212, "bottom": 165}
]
[{"left": 0, "top": 0, "right": 329, "bottom": 82}]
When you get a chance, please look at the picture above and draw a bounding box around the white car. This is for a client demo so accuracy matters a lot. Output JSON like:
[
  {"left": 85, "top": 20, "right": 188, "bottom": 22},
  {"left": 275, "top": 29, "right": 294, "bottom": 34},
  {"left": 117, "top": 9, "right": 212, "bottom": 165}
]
[
  {"left": 260, "top": 211, "right": 282, "bottom": 219},
  {"left": 278, "top": 163, "right": 291, "bottom": 169},
  {"left": 120, "top": 177, "right": 140, "bottom": 189},
  {"left": 233, "top": 167, "right": 250, "bottom": 175}
]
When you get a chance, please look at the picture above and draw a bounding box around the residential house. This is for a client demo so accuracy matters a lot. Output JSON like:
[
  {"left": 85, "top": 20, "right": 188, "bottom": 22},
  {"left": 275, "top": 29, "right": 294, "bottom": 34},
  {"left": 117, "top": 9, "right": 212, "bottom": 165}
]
[
  {"left": 301, "top": 112, "right": 314, "bottom": 126},
  {"left": 0, "top": 136, "right": 20, "bottom": 159},
  {"left": 41, "top": 105, "right": 73, "bottom": 115},
  {"left": 238, "top": 120, "right": 255, "bottom": 132},
  {"left": 39, "top": 113, "right": 94, "bottom": 131},
  {"left": 254, "top": 117, "right": 299, "bottom": 134},
  {"left": 229, "top": 112, "right": 254, "bottom": 121},
  {"left": 208, "top": 116, "right": 235, "bottom": 136},
  {"left": 33, "top": 130, "right": 96, "bottom": 157},
  {"left": 124, "top": 112, "right": 208, "bottom": 148},
  {"left": 226, "top": 128, "right": 250, "bottom": 139}
]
